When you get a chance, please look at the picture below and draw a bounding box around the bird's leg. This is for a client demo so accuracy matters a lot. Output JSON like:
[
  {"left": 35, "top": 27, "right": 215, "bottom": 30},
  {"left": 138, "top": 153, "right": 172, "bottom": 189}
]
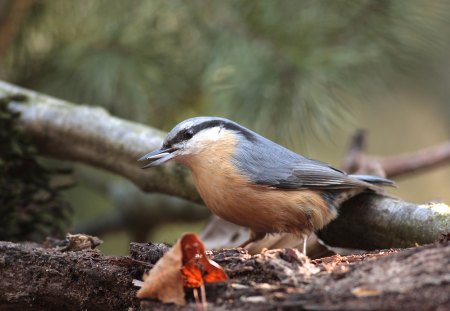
[
  {"left": 239, "top": 230, "right": 266, "bottom": 248},
  {"left": 302, "top": 234, "right": 308, "bottom": 256}
]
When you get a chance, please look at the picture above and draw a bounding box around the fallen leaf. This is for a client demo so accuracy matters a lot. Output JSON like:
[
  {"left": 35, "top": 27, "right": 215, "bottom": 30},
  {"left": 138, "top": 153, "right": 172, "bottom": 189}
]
[
  {"left": 180, "top": 233, "right": 228, "bottom": 288},
  {"left": 136, "top": 233, "right": 228, "bottom": 305},
  {"left": 136, "top": 237, "right": 185, "bottom": 305}
]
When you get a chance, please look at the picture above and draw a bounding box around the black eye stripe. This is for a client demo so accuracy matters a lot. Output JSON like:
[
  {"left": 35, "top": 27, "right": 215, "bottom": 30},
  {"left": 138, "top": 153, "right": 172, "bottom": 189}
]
[
  {"left": 166, "top": 129, "right": 193, "bottom": 146},
  {"left": 165, "top": 119, "right": 256, "bottom": 147}
]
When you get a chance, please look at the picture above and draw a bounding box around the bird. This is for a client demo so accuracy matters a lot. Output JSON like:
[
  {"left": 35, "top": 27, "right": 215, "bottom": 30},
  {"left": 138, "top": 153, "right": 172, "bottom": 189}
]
[{"left": 138, "top": 116, "right": 394, "bottom": 254}]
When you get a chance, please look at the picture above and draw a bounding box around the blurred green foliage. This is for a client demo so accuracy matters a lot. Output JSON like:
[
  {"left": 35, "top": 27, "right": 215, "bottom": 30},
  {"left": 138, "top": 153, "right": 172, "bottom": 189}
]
[
  {"left": 4, "top": 0, "right": 450, "bottom": 147},
  {"left": 0, "top": 95, "right": 72, "bottom": 241},
  {"left": 98, "top": 221, "right": 205, "bottom": 254}
]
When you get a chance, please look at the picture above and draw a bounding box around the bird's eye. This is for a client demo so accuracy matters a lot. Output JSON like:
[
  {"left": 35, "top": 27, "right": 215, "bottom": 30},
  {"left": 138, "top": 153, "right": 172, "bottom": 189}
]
[{"left": 184, "top": 130, "right": 194, "bottom": 140}]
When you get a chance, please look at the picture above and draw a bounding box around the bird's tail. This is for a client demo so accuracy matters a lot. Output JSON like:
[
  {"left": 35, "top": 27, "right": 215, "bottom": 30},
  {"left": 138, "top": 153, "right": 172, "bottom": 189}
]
[{"left": 350, "top": 174, "right": 395, "bottom": 187}]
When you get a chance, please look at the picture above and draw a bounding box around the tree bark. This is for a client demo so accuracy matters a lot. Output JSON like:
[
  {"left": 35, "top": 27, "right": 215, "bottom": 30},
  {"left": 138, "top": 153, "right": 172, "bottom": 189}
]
[
  {"left": 0, "top": 240, "right": 449, "bottom": 310},
  {"left": 318, "top": 193, "right": 450, "bottom": 249},
  {"left": 0, "top": 242, "right": 140, "bottom": 311}
]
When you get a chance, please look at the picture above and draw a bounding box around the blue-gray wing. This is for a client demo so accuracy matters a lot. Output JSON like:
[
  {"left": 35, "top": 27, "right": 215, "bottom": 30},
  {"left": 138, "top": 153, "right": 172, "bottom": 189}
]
[
  {"left": 232, "top": 138, "right": 374, "bottom": 190},
  {"left": 260, "top": 159, "right": 371, "bottom": 190}
]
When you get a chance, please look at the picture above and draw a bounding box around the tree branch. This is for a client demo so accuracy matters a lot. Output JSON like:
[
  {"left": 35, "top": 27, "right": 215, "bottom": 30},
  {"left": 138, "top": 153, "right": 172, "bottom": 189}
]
[
  {"left": 0, "top": 80, "right": 201, "bottom": 203},
  {"left": 342, "top": 130, "right": 450, "bottom": 178},
  {"left": 317, "top": 193, "right": 450, "bottom": 249},
  {"left": 380, "top": 142, "right": 450, "bottom": 178}
]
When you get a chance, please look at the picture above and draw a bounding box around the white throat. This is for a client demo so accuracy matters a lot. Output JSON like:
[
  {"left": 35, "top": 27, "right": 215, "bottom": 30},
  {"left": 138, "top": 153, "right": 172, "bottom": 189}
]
[{"left": 176, "top": 126, "right": 233, "bottom": 157}]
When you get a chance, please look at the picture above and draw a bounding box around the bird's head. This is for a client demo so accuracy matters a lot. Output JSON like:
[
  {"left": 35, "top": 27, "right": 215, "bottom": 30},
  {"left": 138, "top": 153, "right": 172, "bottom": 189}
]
[{"left": 138, "top": 116, "right": 256, "bottom": 168}]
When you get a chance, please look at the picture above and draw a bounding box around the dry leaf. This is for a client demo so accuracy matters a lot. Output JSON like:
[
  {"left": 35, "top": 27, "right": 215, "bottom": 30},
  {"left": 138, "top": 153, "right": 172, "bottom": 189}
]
[
  {"left": 136, "top": 233, "right": 228, "bottom": 305},
  {"left": 136, "top": 237, "right": 185, "bottom": 305},
  {"left": 180, "top": 233, "right": 228, "bottom": 288},
  {"left": 58, "top": 233, "right": 103, "bottom": 252}
]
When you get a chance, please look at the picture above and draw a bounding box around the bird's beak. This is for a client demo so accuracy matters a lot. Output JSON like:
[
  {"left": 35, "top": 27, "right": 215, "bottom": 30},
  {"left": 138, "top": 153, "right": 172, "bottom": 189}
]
[{"left": 138, "top": 147, "right": 178, "bottom": 168}]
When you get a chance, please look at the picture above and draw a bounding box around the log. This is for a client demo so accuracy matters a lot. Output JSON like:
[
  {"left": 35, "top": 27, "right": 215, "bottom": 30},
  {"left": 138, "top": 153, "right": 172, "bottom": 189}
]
[
  {"left": 0, "top": 239, "right": 449, "bottom": 310},
  {"left": 0, "top": 242, "right": 140, "bottom": 311}
]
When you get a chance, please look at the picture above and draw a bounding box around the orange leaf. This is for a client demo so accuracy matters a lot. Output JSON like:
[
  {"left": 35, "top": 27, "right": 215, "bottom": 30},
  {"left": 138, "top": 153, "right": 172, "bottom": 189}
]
[
  {"left": 136, "top": 233, "right": 228, "bottom": 305},
  {"left": 180, "top": 233, "right": 228, "bottom": 288},
  {"left": 181, "top": 261, "right": 204, "bottom": 288}
]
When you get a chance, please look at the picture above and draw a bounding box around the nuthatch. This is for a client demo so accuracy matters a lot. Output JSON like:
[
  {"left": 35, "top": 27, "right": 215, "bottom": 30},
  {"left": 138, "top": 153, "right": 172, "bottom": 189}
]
[{"left": 139, "top": 117, "right": 393, "bottom": 253}]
